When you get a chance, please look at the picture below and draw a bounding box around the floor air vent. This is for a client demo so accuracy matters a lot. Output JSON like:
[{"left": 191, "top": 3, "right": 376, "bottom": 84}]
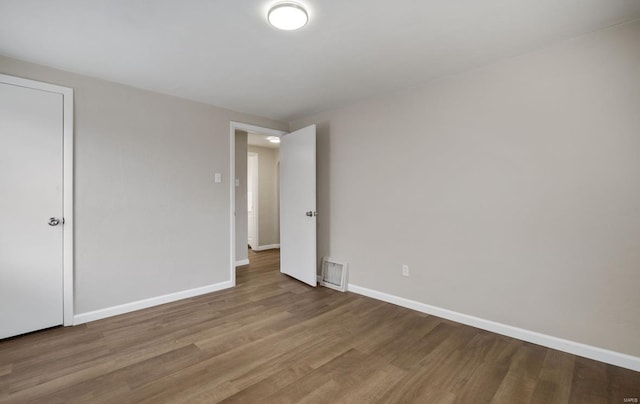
[{"left": 319, "top": 257, "right": 348, "bottom": 292}]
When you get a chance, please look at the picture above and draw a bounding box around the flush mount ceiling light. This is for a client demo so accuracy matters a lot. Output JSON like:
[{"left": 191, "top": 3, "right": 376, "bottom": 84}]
[
  {"left": 268, "top": 2, "right": 308, "bottom": 31},
  {"left": 267, "top": 136, "right": 281, "bottom": 143}
]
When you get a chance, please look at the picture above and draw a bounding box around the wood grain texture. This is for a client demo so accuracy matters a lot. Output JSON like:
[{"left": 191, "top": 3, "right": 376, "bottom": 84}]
[{"left": 1, "top": 249, "right": 638, "bottom": 403}]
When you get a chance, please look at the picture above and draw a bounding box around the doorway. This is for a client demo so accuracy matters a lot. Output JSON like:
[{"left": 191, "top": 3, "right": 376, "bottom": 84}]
[
  {"left": 230, "top": 122, "right": 286, "bottom": 281},
  {"left": 234, "top": 127, "right": 283, "bottom": 266},
  {"left": 0, "top": 74, "right": 74, "bottom": 338},
  {"left": 246, "top": 134, "right": 280, "bottom": 252}
]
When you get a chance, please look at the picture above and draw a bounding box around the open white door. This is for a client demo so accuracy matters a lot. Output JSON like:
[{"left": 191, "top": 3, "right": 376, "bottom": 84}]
[
  {"left": 280, "top": 124, "right": 317, "bottom": 286},
  {"left": 247, "top": 152, "right": 259, "bottom": 249}
]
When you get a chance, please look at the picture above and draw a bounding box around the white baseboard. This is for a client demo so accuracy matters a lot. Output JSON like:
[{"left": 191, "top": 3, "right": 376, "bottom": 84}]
[
  {"left": 253, "top": 244, "right": 280, "bottom": 251},
  {"left": 73, "top": 280, "right": 234, "bottom": 325},
  {"left": 235, "top": 259, "right": 250, "bottom": 267},
  {"left": 347, "top": 283, "right": 640, "bottom": 372}
]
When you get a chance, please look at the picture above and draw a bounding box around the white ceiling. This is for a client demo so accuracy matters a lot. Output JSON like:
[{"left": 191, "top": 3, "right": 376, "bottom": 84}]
[
  {"left": 1, "top": 1, "right": 639, "bottom": 121},
  {"left": 247, "top": 132, "right": 280, "bottom": 149}
]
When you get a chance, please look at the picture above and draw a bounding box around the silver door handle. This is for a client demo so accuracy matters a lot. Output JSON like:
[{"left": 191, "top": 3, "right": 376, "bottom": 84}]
[
  {"left": 305, "top": 211, "right": 318, "bottom": 217},
  {"left": 48, "top": 217, "right": 62, "bottom": 226}
]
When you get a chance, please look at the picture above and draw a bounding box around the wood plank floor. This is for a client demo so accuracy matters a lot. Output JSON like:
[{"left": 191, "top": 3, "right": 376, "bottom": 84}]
[{"left": 1, "top": 249, "right": 639, "bottom": 403}]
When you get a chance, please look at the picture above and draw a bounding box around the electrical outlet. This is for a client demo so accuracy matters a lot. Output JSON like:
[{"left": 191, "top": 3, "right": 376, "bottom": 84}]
[{"left": 402, "top": 264, "right": 410, "bottom": 277}]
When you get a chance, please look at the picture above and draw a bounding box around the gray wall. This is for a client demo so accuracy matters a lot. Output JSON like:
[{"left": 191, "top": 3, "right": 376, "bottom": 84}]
[
  {"left": 0, "top": 55, "right": 287, "bottom": 314},
  {"left": 248, "top": 145, "right": 280, "bottom": 247},
  {"left": 290, "top": 21, "right": 640, "bottom": 357},
  {"left": 235, "top": 130, "right": 248, "bottom": 263}
]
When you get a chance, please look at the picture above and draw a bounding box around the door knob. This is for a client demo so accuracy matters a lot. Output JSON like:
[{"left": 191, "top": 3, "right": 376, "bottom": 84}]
[{"left": 48, "top": 217, "right": 62, "bottom": 226}]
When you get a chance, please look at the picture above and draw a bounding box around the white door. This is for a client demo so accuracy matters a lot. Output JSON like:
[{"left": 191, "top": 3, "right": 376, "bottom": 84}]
[
  {"left": 280, "top": 125, "right": 316, "bottom": 286},
  {"left": 247, "top": 152, "right": 258, "bottom": 249},
  {"left": 0, "top": 80, "right": 64, "bottom": 338}
]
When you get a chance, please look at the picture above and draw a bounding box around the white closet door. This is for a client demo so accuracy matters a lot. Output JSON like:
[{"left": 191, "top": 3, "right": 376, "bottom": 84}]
[{"left": 0, "top": 81, "right": 64, "bottom": 338}]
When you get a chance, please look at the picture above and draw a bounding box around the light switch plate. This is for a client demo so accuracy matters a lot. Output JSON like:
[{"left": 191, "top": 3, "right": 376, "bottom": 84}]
[{"left": 214, "top": 173, "right": 222, "bottom": 183}]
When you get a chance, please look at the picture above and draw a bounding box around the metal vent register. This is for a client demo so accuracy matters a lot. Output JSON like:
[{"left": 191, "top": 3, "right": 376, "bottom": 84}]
[{"left": 319, "top": 257, "right": 348, "bottom": 292}]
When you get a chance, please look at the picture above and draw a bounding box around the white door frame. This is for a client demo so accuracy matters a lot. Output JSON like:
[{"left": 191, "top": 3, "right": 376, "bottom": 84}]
[
  {"left": 0, "top": 74, "right": 74, "bottom": 326},
  {"left": 247, "top": 151, "right": 259, "bottom": 249},
  {"left": 229, "top": 122, "right": 286, "bottom": 285}
]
